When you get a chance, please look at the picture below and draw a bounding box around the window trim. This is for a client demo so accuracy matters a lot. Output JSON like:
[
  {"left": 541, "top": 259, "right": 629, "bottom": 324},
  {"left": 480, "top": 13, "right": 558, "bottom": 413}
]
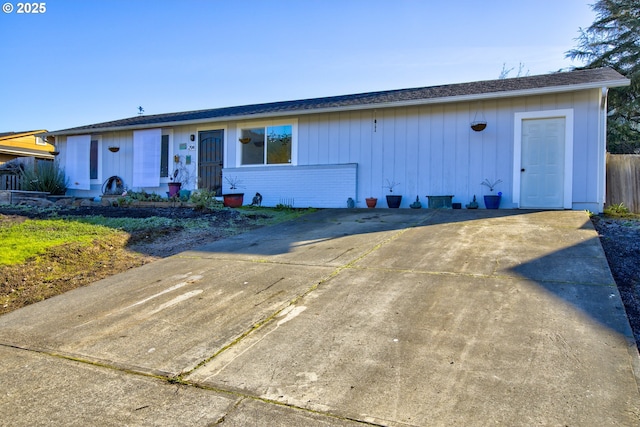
[{"left": 236, "top": 119, "right": 297, "bottom": 167}]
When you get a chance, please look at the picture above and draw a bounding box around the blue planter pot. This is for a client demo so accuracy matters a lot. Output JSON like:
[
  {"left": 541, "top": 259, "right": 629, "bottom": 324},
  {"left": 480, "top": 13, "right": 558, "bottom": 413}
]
[
  {"left": 386, "top": 195, "right": 402, "bottom": 208},
  {"left": 484, "top": 195, "right": 501, "bottom": 209}
]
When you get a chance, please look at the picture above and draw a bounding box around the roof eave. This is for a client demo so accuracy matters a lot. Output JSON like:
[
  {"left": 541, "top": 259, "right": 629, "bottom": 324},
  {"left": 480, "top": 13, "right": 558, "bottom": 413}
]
[
  {"left": 48, "top": 78, "right": 630, "bottom": 137},
  {"left": 0, "top": 145, "right": 55, "bottom": 159},
  {"left": 0, "top": 130, "right": 49, "bottom": 141}
]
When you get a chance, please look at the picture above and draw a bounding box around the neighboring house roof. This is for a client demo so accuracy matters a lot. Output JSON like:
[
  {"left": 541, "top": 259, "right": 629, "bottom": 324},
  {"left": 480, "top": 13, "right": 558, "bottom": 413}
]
[
  {"left": 0, "top": 130, "right": 48, "bottom": 140},
  {"left": 0, "top": 130, "right": 55, "bottom": 159},
  {"left": 49, "top": 68, "right": 630, "bottom": 136}
]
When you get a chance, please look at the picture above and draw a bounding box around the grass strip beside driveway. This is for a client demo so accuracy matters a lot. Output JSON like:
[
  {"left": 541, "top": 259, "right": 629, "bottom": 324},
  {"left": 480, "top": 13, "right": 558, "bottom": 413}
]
[{"left": 0, "top": 218, "right": 116, "bottom": 266}]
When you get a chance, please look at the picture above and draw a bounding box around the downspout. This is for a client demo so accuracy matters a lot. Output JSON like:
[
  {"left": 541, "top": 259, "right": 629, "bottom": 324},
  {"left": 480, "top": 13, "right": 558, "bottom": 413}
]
[{"left": 598, "top": 87, "right": 609, "bottom": 213}]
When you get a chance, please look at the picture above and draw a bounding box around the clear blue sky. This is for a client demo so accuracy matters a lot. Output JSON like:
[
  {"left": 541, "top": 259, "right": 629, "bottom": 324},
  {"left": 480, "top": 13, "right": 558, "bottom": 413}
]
[{"left": 0, "top": 0, "right": 596, "bottom": 132}]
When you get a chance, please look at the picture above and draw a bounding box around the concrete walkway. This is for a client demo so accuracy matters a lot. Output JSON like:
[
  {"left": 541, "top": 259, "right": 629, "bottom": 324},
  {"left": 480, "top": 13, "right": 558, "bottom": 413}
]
[{"left": 1, "top": 209, "right": 639, "bottom": 426}]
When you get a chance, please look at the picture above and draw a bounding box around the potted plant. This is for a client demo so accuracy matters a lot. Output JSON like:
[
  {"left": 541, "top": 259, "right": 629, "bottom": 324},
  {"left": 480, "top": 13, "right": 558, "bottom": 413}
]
[
  {"left": 168, "top": 169, "right": 182, "bottom": 197},
  {"left": 223, "top": 176, "right": 244, "bottom": 207},
  {"left": 466, "top": 195, "right": 479, "bottom": 209},
  {"left": 365, "top": 197, "right": 378, "bottom": 208},
  {"left": 410, "top": 196, "right": 422, "bottom": 209},
  {"left": 168, "top": 161, "right": 195, "bottom": 199},
  {"left": 384, "top": 179, "right": 402, "bottom": 208},
  {"left": 481, "top": 178, "right": 502, "bottom": 209}
]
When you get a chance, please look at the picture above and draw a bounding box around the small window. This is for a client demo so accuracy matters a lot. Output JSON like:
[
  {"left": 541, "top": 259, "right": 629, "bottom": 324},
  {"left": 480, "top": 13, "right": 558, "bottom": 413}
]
[
  {"left": 160, "top": 135, "right": 169, "bottom": 177},
  {"left": 240, "top": 124, "right": 293, "bottom": 166},
  {"left": 90, "top": 139, "right": 98, "bottom": 180}
]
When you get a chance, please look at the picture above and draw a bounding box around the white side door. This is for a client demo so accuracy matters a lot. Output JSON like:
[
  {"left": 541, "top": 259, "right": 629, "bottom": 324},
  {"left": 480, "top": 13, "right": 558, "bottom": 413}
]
[{"left": 520, "top": 117, "right": 566, "bottom": 209}]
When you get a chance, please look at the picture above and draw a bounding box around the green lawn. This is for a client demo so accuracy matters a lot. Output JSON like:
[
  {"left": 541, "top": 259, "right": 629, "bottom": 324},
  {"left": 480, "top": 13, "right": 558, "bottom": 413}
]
[
  {"left": 0, "top": 219, "right": 117, "bottom": 266},
  {"left": 0, "top": 207, "right": 315, "bottom": 267}
]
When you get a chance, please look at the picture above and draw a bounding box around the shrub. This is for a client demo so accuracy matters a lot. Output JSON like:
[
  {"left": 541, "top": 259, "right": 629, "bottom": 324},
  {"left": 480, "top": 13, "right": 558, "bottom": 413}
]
[
  {"left": 604, "top": 202, "right": 631, "bottom": 217},
  {"left": 20, "top": 161, "right": 68, "bottom": 195},
  {"left": 126, "top": 190, "right": 164, "bottom": 202},
  {"left": 189, "top": 189, "right": 222, "bottom": 210}
]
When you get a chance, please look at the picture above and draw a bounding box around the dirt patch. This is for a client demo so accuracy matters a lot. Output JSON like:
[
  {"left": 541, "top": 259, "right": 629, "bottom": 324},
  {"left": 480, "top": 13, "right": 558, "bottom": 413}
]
[{"left": 0, "top": 233, "right": 145, "bottom": 313}]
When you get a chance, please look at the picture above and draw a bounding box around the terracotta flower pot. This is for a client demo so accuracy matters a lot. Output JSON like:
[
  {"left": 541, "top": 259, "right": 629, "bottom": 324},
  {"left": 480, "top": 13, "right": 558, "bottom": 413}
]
[
  {"left": 365, "top": 197, "right": 377, "bottom": 208},
  {"left": 223, "top": 193, "right": 244, "bottom": 208}
]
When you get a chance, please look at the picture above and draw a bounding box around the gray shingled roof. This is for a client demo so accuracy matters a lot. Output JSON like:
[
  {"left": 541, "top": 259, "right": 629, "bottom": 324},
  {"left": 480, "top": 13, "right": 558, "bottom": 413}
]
[
  {"left": 51, "top": 68, "right": 628, "bottom": 135},
  {"left": 0, "top": 130, "right": 47, "bottom": 138}
]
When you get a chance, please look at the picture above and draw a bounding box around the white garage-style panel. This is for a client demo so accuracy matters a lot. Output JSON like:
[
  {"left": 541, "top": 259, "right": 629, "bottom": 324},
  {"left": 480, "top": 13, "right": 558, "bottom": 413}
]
[
  {"left": 520, "top": 117, "right": 566, "bottom": 208},
  {"left": 513, "top": 109, "right": 574, "bottom": 209},
  {"left": 65, "top": 134, "right": 92, "bottom": 190}
]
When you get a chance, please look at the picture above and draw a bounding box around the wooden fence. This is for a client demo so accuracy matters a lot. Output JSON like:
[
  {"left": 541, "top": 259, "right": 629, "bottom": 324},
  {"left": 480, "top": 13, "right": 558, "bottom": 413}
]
[
  {"left": 0, "top": 172, "right": 21, "bottom": 191},
  {"left": 607, "top": 154, "right": 640, "bottom": 213}
]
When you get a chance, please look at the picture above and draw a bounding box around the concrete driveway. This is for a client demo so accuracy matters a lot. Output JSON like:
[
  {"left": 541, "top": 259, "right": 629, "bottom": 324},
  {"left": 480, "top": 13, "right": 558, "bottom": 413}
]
[{"left": 1, "top": 209, "right": 639, "bottom": 426}]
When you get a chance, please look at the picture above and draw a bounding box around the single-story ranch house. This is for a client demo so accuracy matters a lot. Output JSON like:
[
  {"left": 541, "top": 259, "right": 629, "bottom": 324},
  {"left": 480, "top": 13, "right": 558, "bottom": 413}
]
[{"left": 48, "top": 67, "right": 629, "bottom": 211}]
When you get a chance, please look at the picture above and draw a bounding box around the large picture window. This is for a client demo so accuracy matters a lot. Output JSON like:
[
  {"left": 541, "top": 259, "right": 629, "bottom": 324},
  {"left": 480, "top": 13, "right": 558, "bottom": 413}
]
[{"left": 240, "top": 123, "right": 293, "bottom": 165}]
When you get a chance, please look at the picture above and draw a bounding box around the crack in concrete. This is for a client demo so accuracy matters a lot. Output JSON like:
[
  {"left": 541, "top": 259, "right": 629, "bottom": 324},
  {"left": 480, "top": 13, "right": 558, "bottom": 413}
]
[
  {"left": 1, "top": 342, "right": 389, "bottom": 425},
  {"left": 255, "top": 277, "right": 284, "bottom": 295}
]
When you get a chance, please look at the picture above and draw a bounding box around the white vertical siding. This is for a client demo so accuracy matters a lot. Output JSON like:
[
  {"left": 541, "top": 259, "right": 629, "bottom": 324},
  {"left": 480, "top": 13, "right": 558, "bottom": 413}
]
[
  {"left": 338, "top": 112, "right": 350, "bottom": 163},
  {"left": 101, "top": 131, "right": 134, "bottom": 191},
  {"left": 288, "top": 89, "right": 602, "bottom": 209},
  {"left": 575, "top": 90, "right": 601, "bottom": 208},
  {"left": 60, "top": 88, "right": 604, "bottom": 210},
  {"left": 358, "top": 111, "right": 373, "bottom": 197},
  {"left": 405, "top": 109, "right": 421, "bottom": 203}
]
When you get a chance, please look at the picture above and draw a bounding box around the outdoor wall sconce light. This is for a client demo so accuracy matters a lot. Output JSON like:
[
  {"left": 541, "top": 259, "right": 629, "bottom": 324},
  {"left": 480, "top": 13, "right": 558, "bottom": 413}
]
[
  {"left": 174, "top": 154, "right": 180, "bottom": 163},
  {"left": 190, "top": 134, "right": 195, "bottom": 141}
]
